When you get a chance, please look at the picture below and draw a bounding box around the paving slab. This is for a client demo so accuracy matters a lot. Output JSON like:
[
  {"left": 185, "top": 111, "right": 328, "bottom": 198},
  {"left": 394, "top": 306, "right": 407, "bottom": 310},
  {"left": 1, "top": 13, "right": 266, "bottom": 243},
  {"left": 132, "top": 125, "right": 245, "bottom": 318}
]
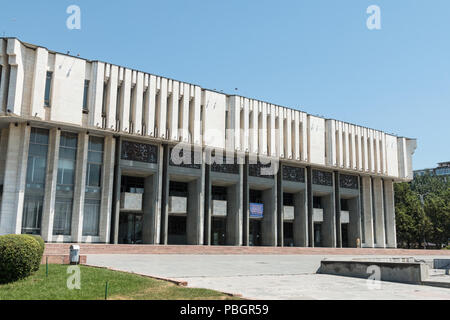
[{"left": 86, "top": 254, "right": 450, "bottom": 300}]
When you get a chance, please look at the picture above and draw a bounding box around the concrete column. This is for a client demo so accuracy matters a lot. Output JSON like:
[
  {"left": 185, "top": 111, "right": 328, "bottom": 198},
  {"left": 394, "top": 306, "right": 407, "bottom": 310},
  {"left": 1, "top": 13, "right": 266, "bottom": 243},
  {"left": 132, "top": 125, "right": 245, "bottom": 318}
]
[
  {"left": 372, "top": 177, "right": 386, "bottom": 248},
  {"left": 41, "top": 129, "right": 61, "bottom": 242},
  {"left": 187, "top": 175, "right": 204, "bottom": 245},
  {"left": 384, "top": 179, "right": 397, "bottom": 248},
  {"left": 71, "top": 132, "right": 89, "bottom": 243},
  {"left": 242, "top": 158, "right": 249, "bottom": 246},
  {"left": 204, "top": 163, "right": 211, "bottom": 245},
  {"left": 261, "top": 185, "right": 277, "bottom": 247},
  {"left": 111, "top": 137, "right": 122, "bottom": 244},
  {"left": 99, "top": 136, "right": 115, "bottom": 243},
  {"left": 334, "top": 171, "right": 342, "bottom": 248},
  {"left": 142, "top": 172, "right": 160, "bottom": 244},
  {"left": 348, "top": 196, "right": 362, "bottom": 248},
  {"left": 0, "top": 123, "right": 30, "bottom": 235},
  {"left": 293, "top": 191, "right": 308, "bottom": 247},
  {"left": 321, "top": 193, "right": 336, "bottom": 248},
  {"left": 306, "top": 167, "right": 314, "bottom": 247},
  {"left": 276, "top": 165, "right": 283, "bottom": 246},
  {"left": 361, "top": 176, "right": 375, "bottom": 248},
  {"left": 159, "top": 145, "right": 169, "bottom": 244},
  {"left": 226, "top": 168, "right": 243, "bottom": 246}
]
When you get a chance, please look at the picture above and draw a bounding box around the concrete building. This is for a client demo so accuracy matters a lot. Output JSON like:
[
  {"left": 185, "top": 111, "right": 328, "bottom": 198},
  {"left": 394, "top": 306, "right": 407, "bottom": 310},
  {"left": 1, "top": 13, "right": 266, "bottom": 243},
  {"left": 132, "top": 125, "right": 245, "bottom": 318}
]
[
  {"left": 0, "top": 38, "right": 417, "bottom": 248},
  {"left": 414, "top": 162, "right": 450, "bottom": 178}
]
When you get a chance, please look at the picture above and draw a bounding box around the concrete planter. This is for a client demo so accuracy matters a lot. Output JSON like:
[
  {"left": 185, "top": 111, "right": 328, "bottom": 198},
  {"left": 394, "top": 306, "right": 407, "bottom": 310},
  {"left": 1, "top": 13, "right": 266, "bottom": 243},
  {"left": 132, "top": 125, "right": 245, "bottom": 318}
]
[
  {"left": 319, "top": 259, "right": 429, "bottom": 285},
  {"left": 313, "top": 208, "right": 323, "bottom": 223},
  {"left": 341, "top": 210, "right": 349, "bottom": 224},
  {"left": 212, "top": 200, "right": 227, "bottom": 217},
  {"left": 169, "top": 196, "right": 187, "bottom": 214},
  {"left": 120, "top": 193, "right": 143, "bottom": 212},
  {"left": 284, "top": 206, "right": 294, "bottom": 221}
]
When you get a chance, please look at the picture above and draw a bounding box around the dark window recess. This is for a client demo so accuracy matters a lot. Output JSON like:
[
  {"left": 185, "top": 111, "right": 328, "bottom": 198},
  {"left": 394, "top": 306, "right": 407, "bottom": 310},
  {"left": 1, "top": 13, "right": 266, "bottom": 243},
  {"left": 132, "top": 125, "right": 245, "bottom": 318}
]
[
  {"left": 249, "top": 190, "right": 263, "bottom": 203},
  {"left": 341, "top": 199, "right": 349, "bottom": 211},
  {"left": 283, "top": 193, "right": 294, "bottom": 206},
  {"left": 121, "top": 176, "right": 145, "bottom": 194},
  {"left": 83, "top": 80, "right": 90, "bottom": 112},
  {"left": 121, "top": 141, "right": 158, "bottom": 163},
  {"left": 212, "top": 186, "right": 227, "bottom": 201},
  {"left": 312, "top": 170, "right": 333, "bottom": 186},
  {"left": 340, "top": 174, "right": 359, "bottom": 189},
  {"left": 169, "top": 181, "right": 188, "bottom": 197},
  {"left": 283, "top": 166, "right": 305, "bottom": 183},
  {"left": 313, "top": 197, "right": 322, "bottom": 209},
  {"left": 102, "top": 82, "right": 108, "bottom": 115},
  {"left": 44, "top": 72, "right": 53, "bottom": 107}
]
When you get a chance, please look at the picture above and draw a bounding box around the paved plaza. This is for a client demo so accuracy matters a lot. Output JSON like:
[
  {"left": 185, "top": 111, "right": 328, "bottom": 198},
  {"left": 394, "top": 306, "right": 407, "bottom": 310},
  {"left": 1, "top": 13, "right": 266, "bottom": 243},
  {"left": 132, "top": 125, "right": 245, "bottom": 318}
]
[{"left": 87, "top": 254, "right": 450, "bottom": 300}]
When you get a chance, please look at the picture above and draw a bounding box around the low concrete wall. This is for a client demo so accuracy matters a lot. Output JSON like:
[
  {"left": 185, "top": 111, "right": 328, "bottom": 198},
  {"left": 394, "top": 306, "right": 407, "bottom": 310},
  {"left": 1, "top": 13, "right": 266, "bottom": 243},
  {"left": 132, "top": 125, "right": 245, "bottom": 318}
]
[{"left": 319, "top": 260, "right": 429, "bottom": 285}]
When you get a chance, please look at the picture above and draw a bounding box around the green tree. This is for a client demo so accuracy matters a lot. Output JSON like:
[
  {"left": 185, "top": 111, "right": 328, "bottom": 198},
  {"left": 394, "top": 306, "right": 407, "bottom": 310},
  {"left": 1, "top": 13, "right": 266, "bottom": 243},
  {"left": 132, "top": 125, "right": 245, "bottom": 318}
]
[{"left": 395, "top": 174, "right": 450, "bottom": 249}]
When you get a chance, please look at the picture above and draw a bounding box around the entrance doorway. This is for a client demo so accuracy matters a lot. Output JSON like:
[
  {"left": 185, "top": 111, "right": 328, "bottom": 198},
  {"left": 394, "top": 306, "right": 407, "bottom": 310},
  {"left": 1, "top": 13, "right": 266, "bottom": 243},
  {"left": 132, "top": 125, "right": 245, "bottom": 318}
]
[
  {"left": 341, "top": 223, "right": 349, "bottom": 248},
  {"left": 249, "top": 219, "right": 262, "bottom": 246},
  {"left": 211, "top": 217, "right": 226, "bottom": 245},
  {"left": 168, "top": 181, "right": 188, "bottom": 245},
  {"left": 168, "top": 215, "right": 187, "bottom": 244},
  {"left": 118, "top": 175, "right": 145, "bottom": 244},
  {"left": 118, "top": 213, "right": 143, "bottom": 244},
  {"left": 314, "top": 223, "right": 322, "bottom": 247},
  {"left": 283, "top": 222, "right": 294, "bottom": 247}
]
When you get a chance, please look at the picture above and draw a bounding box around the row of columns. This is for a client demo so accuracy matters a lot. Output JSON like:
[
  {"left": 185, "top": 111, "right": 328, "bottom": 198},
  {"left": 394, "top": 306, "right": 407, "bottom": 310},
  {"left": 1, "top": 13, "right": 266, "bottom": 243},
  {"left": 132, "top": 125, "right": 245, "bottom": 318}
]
[{"left": 0, "top": 123, "right": 397, "bottom": 248}]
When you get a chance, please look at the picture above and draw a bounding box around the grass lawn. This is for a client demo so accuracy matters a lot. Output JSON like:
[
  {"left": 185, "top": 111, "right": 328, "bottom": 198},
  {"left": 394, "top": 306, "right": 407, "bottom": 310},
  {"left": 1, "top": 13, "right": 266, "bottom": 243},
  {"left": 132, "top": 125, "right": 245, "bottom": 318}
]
[{"left": 0, "top": 264, "right": 238, "bottom": 300}]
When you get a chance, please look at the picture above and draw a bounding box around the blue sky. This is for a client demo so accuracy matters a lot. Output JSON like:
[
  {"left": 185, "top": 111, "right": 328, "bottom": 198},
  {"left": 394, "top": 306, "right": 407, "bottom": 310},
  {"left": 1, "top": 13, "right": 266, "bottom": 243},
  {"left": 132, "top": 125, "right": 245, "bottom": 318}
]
[{"left": 1, "top": 0, "right": 449, "bottom": 170}]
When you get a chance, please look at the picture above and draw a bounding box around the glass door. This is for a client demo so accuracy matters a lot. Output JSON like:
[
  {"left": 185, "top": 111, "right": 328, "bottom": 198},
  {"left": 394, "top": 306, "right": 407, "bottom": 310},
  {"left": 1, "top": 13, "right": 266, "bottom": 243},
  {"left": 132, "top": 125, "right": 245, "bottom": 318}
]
[{"left": 118, "top": 212, "right": 143, "bottom": 244}]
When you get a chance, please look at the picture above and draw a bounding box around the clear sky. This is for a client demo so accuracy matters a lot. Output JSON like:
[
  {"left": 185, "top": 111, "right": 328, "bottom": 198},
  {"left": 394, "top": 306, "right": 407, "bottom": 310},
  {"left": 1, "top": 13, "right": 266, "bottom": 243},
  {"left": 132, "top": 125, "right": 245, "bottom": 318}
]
[{"left": 1, "top": 0, "right": 449, "bottom": 170}]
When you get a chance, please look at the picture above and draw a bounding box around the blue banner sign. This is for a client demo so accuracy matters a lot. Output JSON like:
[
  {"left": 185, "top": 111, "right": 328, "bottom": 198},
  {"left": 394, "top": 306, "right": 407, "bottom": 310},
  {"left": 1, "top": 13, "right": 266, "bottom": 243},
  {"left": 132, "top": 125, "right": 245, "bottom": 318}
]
[{"left": 250, "top": 203, "right": 264, "bottom": 218}]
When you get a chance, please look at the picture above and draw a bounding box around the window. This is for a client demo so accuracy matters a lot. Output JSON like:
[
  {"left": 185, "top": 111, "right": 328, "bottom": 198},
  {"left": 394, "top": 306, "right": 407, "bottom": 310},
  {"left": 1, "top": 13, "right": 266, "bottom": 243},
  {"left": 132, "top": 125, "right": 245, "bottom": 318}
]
[
  {"left": 83, "top": 136, "right": 103, "bottom": 237},
  {"left": 44, "top": 72, "right": 53, "bottom": 107},
  {"left": 53, "top": 132, "right": 78, "bottom": 236},
  {"left": 26, "top": 128, "right": 49, "bottom": 189},
  {"left": 86, "top": 136, "right": 104, "bottom": 189},
  {"left": 22, "top": 128, "right": 49, "bottom": 235},
  {"left": 53, "top": 198, "right": 73, "bottom": 236},
  {"left": 57, "top": 132, "right": 78, "bottom": 191},
  {"left": 83, "top": 80, "right": 90, "bottom": 112},
  {"left": 22, "top": 196, "right": 44, "bottom": 235},
  {"left": 83, "top": 199, "right": 101, "bottom": 236}
]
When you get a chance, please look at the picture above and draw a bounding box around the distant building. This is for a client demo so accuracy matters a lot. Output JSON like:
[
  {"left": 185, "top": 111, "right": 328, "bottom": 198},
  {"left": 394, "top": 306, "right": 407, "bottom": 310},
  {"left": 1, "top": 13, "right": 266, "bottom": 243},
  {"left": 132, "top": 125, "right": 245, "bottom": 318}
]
[{"left": 414, "top": 162, "right": 450, "bottom": 177}]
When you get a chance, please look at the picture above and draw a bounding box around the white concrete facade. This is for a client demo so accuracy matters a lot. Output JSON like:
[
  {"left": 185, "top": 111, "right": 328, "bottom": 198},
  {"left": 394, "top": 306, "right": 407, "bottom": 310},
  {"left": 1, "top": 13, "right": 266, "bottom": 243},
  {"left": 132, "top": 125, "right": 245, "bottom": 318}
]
[{"left": 0, "top": 38, "right": 417, "bottom": 248}]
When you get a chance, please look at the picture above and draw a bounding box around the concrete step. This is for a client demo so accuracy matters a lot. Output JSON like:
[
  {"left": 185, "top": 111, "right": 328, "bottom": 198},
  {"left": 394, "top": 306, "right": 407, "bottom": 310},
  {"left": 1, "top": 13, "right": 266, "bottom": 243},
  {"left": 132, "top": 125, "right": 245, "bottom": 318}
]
[
  {"left": 43, "top": 244, "right": 450, "bottom": 256},
  {"left": 423, "top": 272, "right": 450, "bottom": 289}
]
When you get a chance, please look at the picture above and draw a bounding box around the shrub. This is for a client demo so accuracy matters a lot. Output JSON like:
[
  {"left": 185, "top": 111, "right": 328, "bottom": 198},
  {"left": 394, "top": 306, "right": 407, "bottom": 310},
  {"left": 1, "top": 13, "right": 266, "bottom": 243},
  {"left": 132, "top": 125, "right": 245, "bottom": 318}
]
[
  {"left": 0, "top": 235, "right": 42, "bottom": 284},
  {"left": 29, "top": 235, "right": 45, "bottom": 271}
]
